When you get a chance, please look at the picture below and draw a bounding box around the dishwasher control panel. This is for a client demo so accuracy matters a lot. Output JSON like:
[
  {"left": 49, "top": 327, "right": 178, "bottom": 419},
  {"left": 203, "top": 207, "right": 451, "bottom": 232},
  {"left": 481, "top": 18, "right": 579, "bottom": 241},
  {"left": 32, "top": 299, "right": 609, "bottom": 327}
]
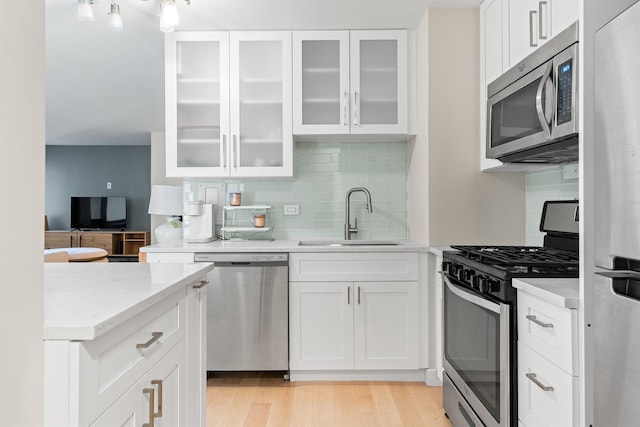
[{"left": 194, "top": 253, "right": 288, "bottom": 263}]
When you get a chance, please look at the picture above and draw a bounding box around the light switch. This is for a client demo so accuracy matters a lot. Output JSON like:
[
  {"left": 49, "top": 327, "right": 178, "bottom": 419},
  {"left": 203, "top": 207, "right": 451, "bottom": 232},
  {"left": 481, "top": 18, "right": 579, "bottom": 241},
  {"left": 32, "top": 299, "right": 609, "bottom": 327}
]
[
  {"left": 107, "top": 182, "right": 112, "bottom": 189},
  {"left": 284, "top": 204, "right": 299, "bottom": 215}
]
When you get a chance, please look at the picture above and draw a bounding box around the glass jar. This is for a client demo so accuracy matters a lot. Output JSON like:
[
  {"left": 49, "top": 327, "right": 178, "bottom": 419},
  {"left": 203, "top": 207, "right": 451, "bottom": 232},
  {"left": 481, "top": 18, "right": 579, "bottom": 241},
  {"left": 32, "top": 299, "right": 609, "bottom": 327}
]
[
  {"left": 253, "top": 212, "right": 266, "bottom": 228},
  {"left": 229, "top": 192, "right": 241, "bottom": 206}
]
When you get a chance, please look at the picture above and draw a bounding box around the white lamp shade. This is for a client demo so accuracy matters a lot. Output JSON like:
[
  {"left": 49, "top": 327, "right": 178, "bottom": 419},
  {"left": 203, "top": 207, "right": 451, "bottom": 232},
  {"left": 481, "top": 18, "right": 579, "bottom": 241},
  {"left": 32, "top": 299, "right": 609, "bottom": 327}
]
[{"left": 148, "top": 185, "right": 183, "bottom": 216}]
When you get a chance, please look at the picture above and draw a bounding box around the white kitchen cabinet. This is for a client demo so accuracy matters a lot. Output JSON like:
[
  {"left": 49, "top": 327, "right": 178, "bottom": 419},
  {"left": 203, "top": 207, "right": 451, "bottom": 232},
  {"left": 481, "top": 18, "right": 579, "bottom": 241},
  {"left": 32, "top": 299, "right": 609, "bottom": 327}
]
[
  {"left": 289, "top": 252, "right": 420, "bottom": 373},
  {"left": 91, "top": 342, "right": 186, "bottom": 427},
  {"left": 289, "top": 280, "right": 418, "bottom": 371},
  {"left": 293, "top": 30, "right": 408, "bottom": 136},
  {"left": 289, "top": 281, "right": 354, "bottom": 370},
  {"left": 166, "top": 31, "right": 292, "bottom": 178},
  {"left": 515, "top": 281, "right": 579, "bottom": 427},
  {"left": 508, "top": 0, "right": 579, "bottom": 66}
]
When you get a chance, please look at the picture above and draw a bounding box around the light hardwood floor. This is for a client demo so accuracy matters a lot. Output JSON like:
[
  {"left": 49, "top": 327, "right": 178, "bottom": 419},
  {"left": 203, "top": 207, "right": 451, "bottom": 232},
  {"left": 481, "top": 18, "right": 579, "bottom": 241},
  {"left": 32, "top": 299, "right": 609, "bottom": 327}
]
[{"left": 206, "top": 372, "right": 453, "bottom": 427}]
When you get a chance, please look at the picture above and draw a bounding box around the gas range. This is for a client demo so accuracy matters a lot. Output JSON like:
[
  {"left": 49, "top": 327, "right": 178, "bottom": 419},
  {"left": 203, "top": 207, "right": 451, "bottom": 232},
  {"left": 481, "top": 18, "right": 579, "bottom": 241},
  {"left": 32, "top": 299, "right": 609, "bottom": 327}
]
[{"left": 443, "top": 244, "right": 579, "bottom": 303}]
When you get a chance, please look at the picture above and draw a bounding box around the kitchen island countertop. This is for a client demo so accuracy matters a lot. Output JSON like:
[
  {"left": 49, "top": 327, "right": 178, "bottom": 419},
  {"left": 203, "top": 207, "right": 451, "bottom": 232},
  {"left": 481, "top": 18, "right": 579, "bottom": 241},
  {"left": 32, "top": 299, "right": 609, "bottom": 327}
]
[{"left": 44, "top": 262, "right": 213, "bottom": 341}]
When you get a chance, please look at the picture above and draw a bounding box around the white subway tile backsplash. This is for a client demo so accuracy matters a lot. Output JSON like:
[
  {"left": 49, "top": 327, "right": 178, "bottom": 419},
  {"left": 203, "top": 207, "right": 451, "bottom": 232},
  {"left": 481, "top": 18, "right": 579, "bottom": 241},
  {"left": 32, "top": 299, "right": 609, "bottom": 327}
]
[
  {"left": 525, "top": 162, "right": 579, "bottom": 245},
  {"left": 187, "top": 140, "right": 408, "bottom": 240}
]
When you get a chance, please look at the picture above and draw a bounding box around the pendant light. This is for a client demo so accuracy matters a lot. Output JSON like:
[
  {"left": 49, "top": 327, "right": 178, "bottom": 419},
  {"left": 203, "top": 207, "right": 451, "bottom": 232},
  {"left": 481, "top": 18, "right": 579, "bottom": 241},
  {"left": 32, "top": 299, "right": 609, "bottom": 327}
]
[
  {"left": 108, "top": 1, "right": 124, "bottom": 32},
  {"left": 77, "top": 0, "right": 96, "bottom": 22}
]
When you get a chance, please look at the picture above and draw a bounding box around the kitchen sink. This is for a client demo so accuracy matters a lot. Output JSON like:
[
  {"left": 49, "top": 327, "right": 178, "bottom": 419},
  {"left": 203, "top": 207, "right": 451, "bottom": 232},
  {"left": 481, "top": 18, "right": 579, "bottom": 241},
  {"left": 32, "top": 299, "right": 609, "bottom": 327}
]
[{"left": 297, "top": 240, "right": 400, "bottom": 247}]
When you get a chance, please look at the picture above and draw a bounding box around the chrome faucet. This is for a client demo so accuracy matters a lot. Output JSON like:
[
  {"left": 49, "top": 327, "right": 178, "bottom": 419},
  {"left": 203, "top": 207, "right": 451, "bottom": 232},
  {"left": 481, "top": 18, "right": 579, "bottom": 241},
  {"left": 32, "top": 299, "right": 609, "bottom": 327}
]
[{"left": 344, "top": 187, "right": 373, "bottom": 240}]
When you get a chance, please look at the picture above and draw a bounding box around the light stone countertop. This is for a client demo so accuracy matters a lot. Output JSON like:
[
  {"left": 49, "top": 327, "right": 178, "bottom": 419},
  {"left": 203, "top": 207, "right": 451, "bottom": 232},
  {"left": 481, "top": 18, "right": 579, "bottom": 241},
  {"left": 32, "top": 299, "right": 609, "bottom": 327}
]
[
  {"left": 44, "top": 262, "right": 214, "bottom": 341},
  {"left": 140, "top": 239, "right": 429, "bottom": 254},
  {"left": 512, "top": 277, "right": 580, "bottom": 309}
]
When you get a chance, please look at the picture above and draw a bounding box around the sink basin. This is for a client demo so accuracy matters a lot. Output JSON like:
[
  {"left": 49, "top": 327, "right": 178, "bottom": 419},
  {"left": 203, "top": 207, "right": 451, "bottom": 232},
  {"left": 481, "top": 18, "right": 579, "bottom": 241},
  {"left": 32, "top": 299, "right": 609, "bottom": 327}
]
[{"left": 298, "top": 240, "right": 400, "bottom": 247}]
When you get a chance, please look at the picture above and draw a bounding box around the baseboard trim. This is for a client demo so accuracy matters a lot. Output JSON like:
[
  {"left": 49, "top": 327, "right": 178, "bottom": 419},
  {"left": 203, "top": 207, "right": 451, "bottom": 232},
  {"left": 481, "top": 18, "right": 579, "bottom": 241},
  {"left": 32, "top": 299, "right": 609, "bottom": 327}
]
[
  {"left": 425, "top": 368, "right": 443, "bottom": 386},
  {"left": 289, "top": 370, "right": 426, "bottom": 382}
]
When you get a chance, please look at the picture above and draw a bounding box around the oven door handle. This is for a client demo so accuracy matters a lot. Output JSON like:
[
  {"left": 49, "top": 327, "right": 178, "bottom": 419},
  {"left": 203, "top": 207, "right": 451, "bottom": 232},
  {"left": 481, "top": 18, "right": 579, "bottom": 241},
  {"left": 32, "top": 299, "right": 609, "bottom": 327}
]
[{"left": 443, "top": 274, "right": 500, "bottom": 314}]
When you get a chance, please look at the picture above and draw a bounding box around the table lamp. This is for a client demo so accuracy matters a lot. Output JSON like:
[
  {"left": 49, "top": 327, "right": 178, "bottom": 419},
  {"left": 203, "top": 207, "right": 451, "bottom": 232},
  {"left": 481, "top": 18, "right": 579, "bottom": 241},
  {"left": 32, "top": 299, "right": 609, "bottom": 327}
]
[{"left": 148, "top": 185, "right": 183, "bottom": 244}]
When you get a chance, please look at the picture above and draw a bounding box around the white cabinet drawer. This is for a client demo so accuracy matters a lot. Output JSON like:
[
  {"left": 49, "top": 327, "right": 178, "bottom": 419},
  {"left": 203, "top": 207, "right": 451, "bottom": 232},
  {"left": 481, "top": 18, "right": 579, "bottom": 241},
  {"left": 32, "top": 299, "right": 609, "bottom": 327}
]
[
  {"left": 76, "top": 288, "right": 187, "bottom": 425},
  {"left": 289, "top": 252, "right": 419, "bottom": 282},
  {"left": 517, "top": 291, "right": 578, "bottom": 375},
  {"left": 518, "top": 342, "right": 579, "bottom": 427}
]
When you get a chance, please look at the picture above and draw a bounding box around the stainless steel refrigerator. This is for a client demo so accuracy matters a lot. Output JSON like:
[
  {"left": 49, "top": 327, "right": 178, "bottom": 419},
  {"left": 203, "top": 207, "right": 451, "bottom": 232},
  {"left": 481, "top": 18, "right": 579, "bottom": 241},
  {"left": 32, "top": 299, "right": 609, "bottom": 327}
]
[{"left": 594, "top": 0, "right": 640, "bottom": 424}]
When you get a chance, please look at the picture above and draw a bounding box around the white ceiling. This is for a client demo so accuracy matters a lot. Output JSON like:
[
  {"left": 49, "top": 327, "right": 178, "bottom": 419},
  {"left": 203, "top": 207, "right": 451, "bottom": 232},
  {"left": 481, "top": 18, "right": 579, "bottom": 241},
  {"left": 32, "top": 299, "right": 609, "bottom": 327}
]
[{"left": 45, "top": 0, "right": 482, "bottom": 145}]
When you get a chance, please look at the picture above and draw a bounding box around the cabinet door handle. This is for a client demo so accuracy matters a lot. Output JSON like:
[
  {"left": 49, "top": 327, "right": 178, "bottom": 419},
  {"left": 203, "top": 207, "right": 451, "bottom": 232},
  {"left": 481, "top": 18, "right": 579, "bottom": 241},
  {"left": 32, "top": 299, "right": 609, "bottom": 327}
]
[
  {"left": 526, "top": 314, "right": 553, "bottom": 328},
  {"left": 526, "top": 372, "right": 554, "bottom": 391},
  {"left": 358, "top": 286, "right": 361, "bottom": 304},
  {"left": 233, "top": 134, "right": 239, "bottom": 169},
  {"left": 151, "top": 379, "right": 163, "bottom": 418},
  {"left": 529, "top": 10, "right": 538, "bottom": 47},
  {"left": 222, "top": 135, "right": 227, "bottom": 169},
  {"left": 343, "top": 91, "right": 349, "bottom": 125},
  {"left": 193, "top": 280, "right": 209, "bottom": 289},
  {"left": 69, "top": 235, "right": 73, "bottom": 247},
  {"left": 136, "top": 331, "right": 163, "bottom": 349},
  {"left": 538, "top": 1, "right": 548, "bottom": 40},
  {"left": 348, "top": 286, "right": 351, "bottom": 305},
  {"left": 353, "top": 91, "right": 359, "bottom": 126},
  {"left": 143, "top": 387, "right": 155, "bottom": 427},
  {"left": 79, "top": 234, "right": 82, "bottom": 247}
]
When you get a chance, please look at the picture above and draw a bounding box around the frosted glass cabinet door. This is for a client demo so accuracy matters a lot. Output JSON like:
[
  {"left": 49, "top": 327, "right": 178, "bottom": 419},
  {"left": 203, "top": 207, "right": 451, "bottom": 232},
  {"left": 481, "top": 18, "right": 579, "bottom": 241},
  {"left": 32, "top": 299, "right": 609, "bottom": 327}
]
[
  {"left": 230, "top": 32, "right": 293, "bottom": 177},
  {"left": 293, "top": 31, "right": 350, "bottom": 134},
  {"left": 350, "top": 30, "right": 408, "bottom": 134},
  {"left": 165, "top": 32, "right": 230, "bottom": 177}
]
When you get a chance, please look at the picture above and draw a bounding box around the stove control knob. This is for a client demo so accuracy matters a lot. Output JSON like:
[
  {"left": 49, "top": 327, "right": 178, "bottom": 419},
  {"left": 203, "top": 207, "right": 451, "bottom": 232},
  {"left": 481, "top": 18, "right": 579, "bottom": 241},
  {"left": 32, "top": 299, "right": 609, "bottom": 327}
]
[
  {"left": 463, "top": 269, "right": 476, "bottom": 281},
  {"left": 480, "top": 278, "right": 500, "bottom": 293},
  {"left": 450, "top": 263, "right": 462, "bottom": 276},
  {"left": 472, "top": 275, "right": 486, "bottom": 290},
  {"left": 442, "top": 261, "right": 451, "bottom": 274}
]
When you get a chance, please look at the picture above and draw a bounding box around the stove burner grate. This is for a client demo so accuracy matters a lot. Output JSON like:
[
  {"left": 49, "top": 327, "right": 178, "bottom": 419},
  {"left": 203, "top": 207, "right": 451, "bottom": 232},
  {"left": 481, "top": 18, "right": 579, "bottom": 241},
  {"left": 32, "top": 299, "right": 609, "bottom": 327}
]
[{"left": 451, "top": 245, "right": 579, "bottom": 268}]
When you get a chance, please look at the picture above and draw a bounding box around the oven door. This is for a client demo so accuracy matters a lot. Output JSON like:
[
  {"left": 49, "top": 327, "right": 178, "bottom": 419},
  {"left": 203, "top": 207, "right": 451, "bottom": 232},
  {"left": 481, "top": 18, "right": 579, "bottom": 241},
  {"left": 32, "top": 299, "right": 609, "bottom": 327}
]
[{"left": 442, "top": 273, "right": 510, "bottom": 427}]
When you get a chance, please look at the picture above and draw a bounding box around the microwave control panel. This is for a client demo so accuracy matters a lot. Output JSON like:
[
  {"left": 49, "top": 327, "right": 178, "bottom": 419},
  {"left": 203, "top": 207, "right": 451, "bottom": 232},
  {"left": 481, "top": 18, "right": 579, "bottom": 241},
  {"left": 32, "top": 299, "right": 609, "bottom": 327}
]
[{"left": 557, "top": 59, "right": 573, "bottom": 125}]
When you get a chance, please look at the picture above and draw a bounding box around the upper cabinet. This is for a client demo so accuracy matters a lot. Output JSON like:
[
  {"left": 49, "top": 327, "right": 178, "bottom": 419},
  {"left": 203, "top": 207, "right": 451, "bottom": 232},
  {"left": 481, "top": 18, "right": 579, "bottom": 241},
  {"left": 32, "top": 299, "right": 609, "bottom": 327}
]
[
  {"left": 165, "top": 31, "right": 293, "bottom": 178},
  {"left": 508, "top": 0, "right": 579, "bottom": 66},
  {"left": 293, "top": 30, "right": 408, "bottom": 137},
  {"left": 479, "top": 0, "right": 578, "bottom": 171}
]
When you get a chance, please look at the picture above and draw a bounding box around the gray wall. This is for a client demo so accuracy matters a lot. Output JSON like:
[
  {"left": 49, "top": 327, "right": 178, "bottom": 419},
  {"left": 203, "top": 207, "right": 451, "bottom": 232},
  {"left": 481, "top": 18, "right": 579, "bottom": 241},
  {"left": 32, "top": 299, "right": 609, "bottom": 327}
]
[{"left": 46, "top": 145, "right": 151, "bottom": 231}]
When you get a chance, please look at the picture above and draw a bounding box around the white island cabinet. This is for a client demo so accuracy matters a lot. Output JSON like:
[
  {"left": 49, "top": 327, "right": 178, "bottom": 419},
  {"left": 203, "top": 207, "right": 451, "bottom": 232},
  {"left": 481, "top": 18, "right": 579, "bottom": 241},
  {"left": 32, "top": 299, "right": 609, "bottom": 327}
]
[{"left": 43, "top": 262, "right": 213, "bottom": 427}]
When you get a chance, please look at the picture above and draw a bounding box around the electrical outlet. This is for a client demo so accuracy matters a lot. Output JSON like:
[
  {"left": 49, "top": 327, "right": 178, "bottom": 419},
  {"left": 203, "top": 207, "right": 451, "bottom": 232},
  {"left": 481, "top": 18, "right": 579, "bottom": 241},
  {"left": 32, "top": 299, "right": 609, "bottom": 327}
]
[
  {"left": 284, "top": 204, "right": 299, "bottom": 215},
  {"left": 107, "top": 182, "right": 112, "bottom": 190}
]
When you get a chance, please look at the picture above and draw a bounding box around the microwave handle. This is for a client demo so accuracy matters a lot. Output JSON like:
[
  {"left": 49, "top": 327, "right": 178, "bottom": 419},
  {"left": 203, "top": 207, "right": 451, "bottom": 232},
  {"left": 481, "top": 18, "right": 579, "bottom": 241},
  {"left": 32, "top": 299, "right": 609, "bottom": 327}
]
[{"left": 535, "top": 61, "right": 554, "bottom": 140}]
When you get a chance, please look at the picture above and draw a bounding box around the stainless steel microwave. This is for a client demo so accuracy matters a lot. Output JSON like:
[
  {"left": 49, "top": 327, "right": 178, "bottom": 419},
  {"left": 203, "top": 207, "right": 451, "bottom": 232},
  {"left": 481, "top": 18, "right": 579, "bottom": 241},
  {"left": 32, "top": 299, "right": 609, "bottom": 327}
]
[{"left": 487, "top": 22, "right": 579, "bottom": 164}]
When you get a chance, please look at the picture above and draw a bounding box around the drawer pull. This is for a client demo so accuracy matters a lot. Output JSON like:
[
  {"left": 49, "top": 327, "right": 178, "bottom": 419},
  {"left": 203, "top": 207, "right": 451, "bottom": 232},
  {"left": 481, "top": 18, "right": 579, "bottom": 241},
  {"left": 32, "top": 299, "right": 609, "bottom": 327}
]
[
  {"left": 526, "top": 373, "right": 554, "bottom": 391},
  {"left": 151, "top": 379, "right": 163, "bottom": 418},
  {"left": 348, "top": 287, "right": 351, "bottom": 305},
  {"left": 526, "top": 315, "right": 553, "bottom": 328},
  {"left": 136, "top": 332, "right": 163, "bottom": 349},
  {"left": 193, "top": 280, "right": 209, "bottom": 289},
  {"left": 143, "top": 387, "right": 155, "bottom": 427}
]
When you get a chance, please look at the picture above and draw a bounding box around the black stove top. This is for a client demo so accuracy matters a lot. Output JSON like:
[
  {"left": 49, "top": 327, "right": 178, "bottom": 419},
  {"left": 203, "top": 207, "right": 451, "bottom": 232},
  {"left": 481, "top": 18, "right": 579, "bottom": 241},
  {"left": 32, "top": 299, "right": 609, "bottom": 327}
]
[{"left": 443, "top": 244, "right": 579, "bottom": 303}]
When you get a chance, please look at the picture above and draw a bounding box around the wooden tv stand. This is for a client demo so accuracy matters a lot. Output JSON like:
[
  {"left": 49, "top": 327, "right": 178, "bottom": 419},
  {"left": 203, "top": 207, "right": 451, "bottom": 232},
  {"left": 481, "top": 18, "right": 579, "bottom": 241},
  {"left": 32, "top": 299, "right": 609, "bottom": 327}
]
[{"left": 44, "top": 230, "right": 150, "bottom": 260}]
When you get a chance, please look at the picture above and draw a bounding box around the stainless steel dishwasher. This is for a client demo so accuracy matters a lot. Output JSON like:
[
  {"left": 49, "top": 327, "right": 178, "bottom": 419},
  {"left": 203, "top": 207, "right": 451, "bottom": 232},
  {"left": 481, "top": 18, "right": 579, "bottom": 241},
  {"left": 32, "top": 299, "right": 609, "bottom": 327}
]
[{"left": 194, "top": 253, "right": 288, "bottom": 371}]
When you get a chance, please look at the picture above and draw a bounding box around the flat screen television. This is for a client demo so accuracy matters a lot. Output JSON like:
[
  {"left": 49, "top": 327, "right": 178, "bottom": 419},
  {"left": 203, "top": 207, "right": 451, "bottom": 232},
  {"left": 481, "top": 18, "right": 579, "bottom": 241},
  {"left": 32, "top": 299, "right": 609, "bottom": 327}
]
[{"left": 70, "top": 196, "right": 127, "bottom": 230}]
